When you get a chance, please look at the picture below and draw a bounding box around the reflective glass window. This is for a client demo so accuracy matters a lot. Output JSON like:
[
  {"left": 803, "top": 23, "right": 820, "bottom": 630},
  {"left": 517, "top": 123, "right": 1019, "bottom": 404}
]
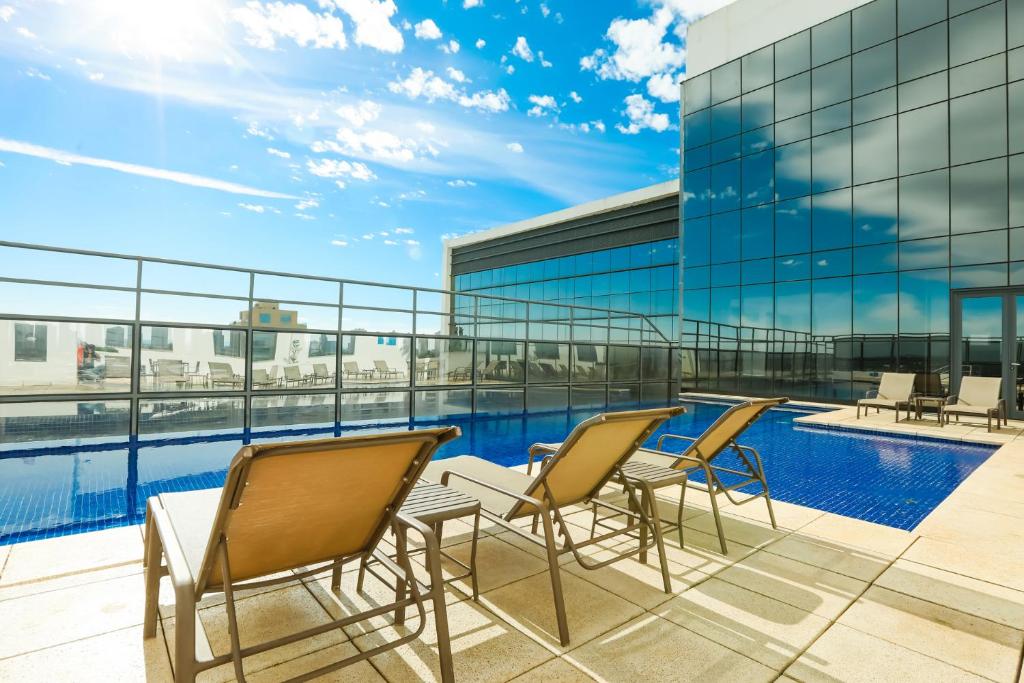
[
  {"left": 812, "top": 13, "right": 851, "bottom": 67},
  {"left": 812, "top": 278, "right": 852, "bottom": 335},
  {"left": 899, "top": 169, "right": 949, "bottom": 239},
  {"left": 813, "top": 248, "right": 852, "bottom": 278},
  {"left": 812, "top": 102, "right": 851, "bottom": 136},
  {"left": 742, "top": 149, "right": 774, "bottom": 206},
  {"left": 741, "top": 284, "right": 774, "bottom": 328},
  {"left": 853, "top": 87, "right": 897, "bottom": 124},
  {"left": 775, "top": 72, "right": 811, "bottom": 120},
  {"left": 775, "top": 198, "right": 811, "bottom": 254},
  {"left": 854, "top": 273, "right": 898, "bottom": 333},
  {"left": 775, "top": 113, "right": 810, "bottom": 145},
  {"left": 853, "top": 41, "right": 897, "bottom": 98},
  {"left": 776, "top": 254, "right": 811, "bottom": 281},
  {"left": 711, "top": 99, "right": 742, "bottom": 141},
  {"left": 1013, "top": 155, "right": 1024, "bottom": 227},
  {"left": 742, "top": 258, "right": 774, "bottom": 284},
  {"left": 741, "top": 85, "right": 774, "bottom": 131},
  {"left": 898, "top": 22, "right": 948, "bottom": 82},
  {"left": 853, "top": 180, "right": 898, "bottom": 245},
  {"left": 710, "top": 211, "right": 742, "bottom": 263},
  {"left": 951, "top": 263, "right": 1008, "bottom": 288},
  {"left": 898, "top": 102, "right": 948, "bottom": 174},
  {"left": 683, "top": 168, "right": 710, "bottom": 218},
  {"left": 854, "top": 0, "right": 896, "bottom": 51},
  {"left": 710, "top": 160, "right": 741, "bottom": 213},
  {"left": 898, "top": 72, "right": 948, "bottom": 111},
  {"left": 812, "top": 189, "right": 853, "bottom": 251},
  {"left": 710, "top": 136, "right": 741, "bottom": 164},
  {"left": 898, "top": 0, "right": 947, "bottom": 35},
  {"left": 811, "top": 128, "right": 852, "bottom": 193},
  {"left": 854, "top": 242, "right": 898, "bottom": 273},
  {"left": 711, "top": 262, "right": 741, "bottom": 287},
  {"left": 1012, "top": 47, "right": 1024, "bottom": 81},
  {"left": 686, "top": 266, "right": 710, "bottom": 289},
  {"left": 776, "top": 281, "right": 810, "bottom": 331},
  {"left": 684, "top": 109, "right": 710, "bottom": 148},
  {"left": 775, "top": 30, "right": 810, "bottom": 80},
  {"left": 1009, "top": 82, "right": 1023, "bottom": 154},
  {"left": 951, "top": 86, "right": 1007, "bottom": 164},
  {"left": 951, "top": 230, "right": 1008, "bottom": 265},
  {"left": 1011, "top": 227, "right": 1024, "bottom": 261},
  {"left": 710, "top": 287, "right": 741, "bottom": 325},
  {"left": 853, "top": 117, "right": 897, "bottom": 185},
  {"left": 950, "top": 54, "right": 1006, "bottom": 99},
  {"left": 950, "top": 3, "right": 1006, "bottom": 67},
  {"left": 742, "top": 205, "right": 773, "bottom": 259},
  {"left": 1013, "top": 0, "right": 1024, "bottom": 49},
  {"left": 683, "top": 72, "right": 711, "bottom": 112},
  {"left": 812, "top": 57, "right": 852, "bottom": 109},
  {"left": 742, "top": 125, "right": 775, "bottom": 155},
  {"left": 899, "top": 236, "right": 950, "bottom": 269},
  {"left": 742, "top": 45, "right": 774, "bottom": 92},
  {"left": 951, "top": 0, "right": 995, "bottom": 14},
  {"left": 683, "top": 288, "right": 709, "bottom": 321},
  {"left": 711, "top": 60, "right": 741, "bottom": 105},
  {"left": 900, "top": 268, "right": 949, "bottom": 333},
  {"left": 775, "top": 140, "right": 812, "bottom": 199},
  {"left": 951, "top": 158, "right": 1009, "bottom": 234}
]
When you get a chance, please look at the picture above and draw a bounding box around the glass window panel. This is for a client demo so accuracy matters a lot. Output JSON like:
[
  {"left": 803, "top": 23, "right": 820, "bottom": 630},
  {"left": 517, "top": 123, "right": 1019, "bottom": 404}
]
[
  {"left": 683, "top": 109, "right": 711, "bottom": 148},
  {"left": 1012, "top": 47, "right": 1024, "bottom": 81},
  {"left": 252, "top": 331, "right": 337, "bottom": 390},
  {"left": 741, "top": 85, "right": 774, "bottom": 131},
  {"left": 775, "top": 73, "right": 811, "bottom": 120},
  {"left": 742, "top": 45, "right": 774, "bottom": 92},
  {"left": 900, "top": 268, "right": 949, "bottom": 333},
  {"left": 775, "top": 198, "right": 811, "bottom": 254},
  {"left": 710, "top": 211, "right": 742, "bottom": 263},
  {"left": 251, "top": 394, "right": 334, "bottom": 430},
  {"left": 0, "top": 399, "right": 131, "bottom": 445},
  {"left": 742, "top": 125, "right": 775, "bottom": 155},
  {"left": 683, "top": 168, "right": 711, "bottom": 218},
  {"left": 811, "top": 128, "right": 852, "bottom": 193},
  {"left": 138, "top": 327, "right": 246, "bottom": 392},
  {"left": 742, "top": 258, "right": 774, "bottom": 284},
  {"left": 951, "top": 264, "right": 1008, "bottom": 288},
  {"left": 950, "top": 54, "right": 1007, "bottom": 98},
  {"left": 683, "top": 288, "right": 710, "bottom": 321},
  {"left": 776, "top": 254, "right": 811, "bottom": 281},
  {"left": 1013, "top": 261, "right": 1024, "bottom": 285},
  {"left": 683, "top": 216, "right": 710, "bottom": 267},
  {"left": 951, "top": 230, "right": 1008, "bottom": 265},
  {"left": 898, "top": 102, "right": 949, "bottom": 174},
  {"left": 571, "top": 386, "right": 606, "bottom": 410},
  {"left": 475, "top": 340, "right": 524, "bottom": 384},
  {"left": 710, "top": 136, "right": 741, "bottom": 164},
  {"left": 741, "top": 149, "right": 774, "bottom": 206},
  {"left": 853, "top": 42, "right": 897, "bottom": 98},
  {"left": 1013, "top": 0, "right": 1024, "bottom": 49},
  {"left": 812, "top": 13, "right": 851, "bottom": 67},
  {"left": 710, "top": 286, "right": 741, "bottom": 325},
  {"left": 812, "top": 278, "right": 852, "bottom": 335},
  {"left": 414, "top": 389, "right": 472, "bottom": 420},
  {"left": 951, "top": 158, "right": 1009, "bottom": 234},
  {"left": 1013, "top": 228, "right": 1024, "bottom": 260},
  {"left": 526, "top": 342, "right": 569, "bottom": 382},
  {"left": 853, "top": 87, "right": 897, "bottom": 124},
  {"left": 1013, "top": 155, "right": 1024, "bottom": 227},
  {"left": 854, "top": 179, "right": 899, "bottom": 245},
  {"left": 898, "top": 71, "right": 948, "bottom": 111},
  {"left": 812, "top": 101, "right": 851, "bottom": 136},
  {"left": 813, "top": 248, "right": 852, "bottom": 278},
  {"left": 526, "top": 386, "right": 568, "bottom": 413},
  {"left": 951, "top": 86, "right": 1008, "bottom": 164},
  {"left": 812, "top": 188, "right": 853, "bottom": 250},
  {"left": 741, "top": 284, "right": 774, "bottom": 328},
  {"left": 475, "top": 388, "right": 524, "bottom": 416},
  {"left": 853, "top": 117, "right": 897, "bottom": 184},
  {"left": 898, "top": 0, "right": 947, "bottom": 34},
  {"left": 775, "top": 113, "right": 811, "bottom": 145},
  {"left": 338, "top": 334, "right": 410, "bottom": 387},
  {"left": 776, "top": 30, "right": 810, "bottom": 80},
  {"left": 710, "top": 160, "right": 741, "bottom": 213},
  {"left": 776, "top": 281, "right": 810, "bottom": 331},
  {"left": 900, "top": 169, "right": 950, "bottom": 239},
  {"left": 710, "top": 99, "right": 741, "bottom": 141},
  {"left": 951, "top": 0, "right": 995, "bottom": 14},
  {"left": 608, "top": 345, "right": 640, "bottom": 381},
  {"left": 775, "top": 140, "right": 812, "bottom": 199},
  {"left": 711, "top": 60, "right": 741, "bottom": 105},
  {"left": 854, "top": 0, "right": 896, "bottom": 51},
  {"left": 812, "top": 57, "right": 852, "bottom": 109},
  {"left": 854, "top": 242, "right": 898, "bottom": 273},
  {"left": 854, "top": 273, "right": 898, "bottom": 333},
  {"left": 1011, "top": 82, "right": 1024, "bottom": 154},
  {"left": 950, "top": 3, "right": 1006, "bottom": 67},
  {"left": 683, "top": 72, "right": 711, "bottom": 112},
  {"left": 711, "top": 262, "right": 741, "bottom": 287},
  {"left": 900, "top": 236, "right": 950, "bottom": 269},
  {"left": 898, "top": 22, "right": 948, "bottom": 82},
  {"left": 742, "top": 205, "right": 774, "bottom": 259},
  {"left": 409, "top": 337, "right": 472, "bottom": 387},
  {"left": 139, "top": 397, "right": 244, "bottom": 436}
]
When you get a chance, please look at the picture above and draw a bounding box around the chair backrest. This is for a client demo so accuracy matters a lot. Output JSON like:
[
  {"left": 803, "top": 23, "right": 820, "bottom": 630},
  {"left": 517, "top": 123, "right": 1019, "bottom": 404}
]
[
  {"left": 209, "top": 362, "right": 232, "bottom": 379},
  {"left": 252, "top": 368, "right": 269, "bottom": 383},
  {"left": 958, "top": 376, "right": 1002, "bottom": 406},
  {"left": 156, "top": 359, "right": 184, "bottom": 379},
  {"left": 876, "top": 373, "right": 916, "bottom": 401},
  {"left": 268, "top": 365, "right": 279, "bottom": 379},
  {"left": 194, "top": 427, "right": 461, "bottom": 594},
  {"left": 284, "top": 365, "right": 302, "bottom": 380},
  {"left": 374, "top": 360, "right": 389, "bottom": 371},
  {"left": 506, "top": 406, "right": 685, "bottom": 519},
  {"left": 313, "top": 363, "right": 329, "bottom": 377},
  {"left": 345, "top": 361, "right": 360, "bottom": 373},
  {"left": 675, "top": 397, "right": 787, "bottom": 466},
  {"left": 105, "top": 355, "right": 131, "bottom": 378}
]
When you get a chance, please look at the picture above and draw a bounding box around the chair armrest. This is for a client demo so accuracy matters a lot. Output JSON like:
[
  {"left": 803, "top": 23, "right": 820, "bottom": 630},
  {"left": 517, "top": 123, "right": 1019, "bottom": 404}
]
[
  {"left": 439, "top": 470, "right": 545, "bottom": 508},
  {"left": 656, "top": 433, "right": 697, "bottom": 451},
  {"left": 148, "top": 503, "right": 196, "bottom": 591},
  {"left": 864, "top": 389, "right": 879, "bottom": 399},
  {"left": 526, "top": 443, "right": 559, "bottom": 474}
]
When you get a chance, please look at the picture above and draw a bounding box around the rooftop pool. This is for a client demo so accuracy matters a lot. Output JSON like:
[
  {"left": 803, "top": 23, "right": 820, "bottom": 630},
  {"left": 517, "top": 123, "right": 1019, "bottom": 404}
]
[{"left": 0, "top": 401, "right": 996, "bottom": 545}]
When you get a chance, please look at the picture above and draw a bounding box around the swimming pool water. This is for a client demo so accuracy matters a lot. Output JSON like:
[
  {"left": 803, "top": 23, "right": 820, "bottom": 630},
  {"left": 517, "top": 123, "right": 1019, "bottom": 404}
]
[{"left": 0, "top": 401, "right": 996, "bottom": 545}]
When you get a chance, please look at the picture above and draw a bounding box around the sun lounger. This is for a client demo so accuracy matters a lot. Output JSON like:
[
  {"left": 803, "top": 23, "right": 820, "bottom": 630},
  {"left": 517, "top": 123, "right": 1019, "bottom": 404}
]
[
  {"left": 944, "top": 376, "right": 1006, "bottom": 432},
  {"left": 856, "top": 372, "right": 916, "bottom": 421}
]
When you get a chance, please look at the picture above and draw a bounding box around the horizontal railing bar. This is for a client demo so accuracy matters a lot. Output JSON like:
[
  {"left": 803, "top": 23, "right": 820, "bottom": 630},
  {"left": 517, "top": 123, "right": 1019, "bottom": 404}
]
[{"left": 0, "top": 275, "right": 137, "bottom": 293}]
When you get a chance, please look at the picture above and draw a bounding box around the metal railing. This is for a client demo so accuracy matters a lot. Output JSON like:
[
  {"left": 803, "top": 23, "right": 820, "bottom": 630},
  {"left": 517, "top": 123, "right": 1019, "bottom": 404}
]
[{"left": 0, "top": 241, "right": 678, "bottom": 445}]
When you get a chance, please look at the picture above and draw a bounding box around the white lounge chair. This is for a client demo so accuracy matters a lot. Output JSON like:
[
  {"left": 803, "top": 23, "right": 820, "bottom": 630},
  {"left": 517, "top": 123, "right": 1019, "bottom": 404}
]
[
  {"left": 944, "top": 376, "right": 1006, "bottom": 432},
  {"left": 856, "top": 372, "right": 916, "bottom": 421}
]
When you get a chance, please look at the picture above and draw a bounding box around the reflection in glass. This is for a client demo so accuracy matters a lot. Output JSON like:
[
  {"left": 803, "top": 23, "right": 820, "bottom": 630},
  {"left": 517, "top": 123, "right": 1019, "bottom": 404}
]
[
  {"left": 526, "top": 342, "right": 569, "bottom": 382},
  {"left": 775, "top": 30, "right": 810, "bottom": 80},
  {"left": 251, "top": 394, "right": 334, "bottom": 429},
  {"left": 742, "top": 284, "right": 774, "bottom": 328},
  {"left": 813, "top": 249, "right": 852, "bottom": 278},
  {"left": 898, "top": 22, "right": 948, "bottom": 84},
  {"left": 854, "top": 0, "right": 896, "bottom": 52},
  {"left": 139, "top": 327, "right": 245, "bottom": 392},
  {"left": 711, "top": 60, "right": 741, "bottom": 105},
  {"left": 812, "top": 58, "right": 851, "bottom": 109},
  {"left": 775, "top": 198, "right": 811, "bottom": 254},
  {"left": 853, "top": 117, "right": 897, "bottom": 185},
  {"left": 812, "top": 102, "right": 851, "bottom": 136},
  {"left": 641, "top": 347, "right": 671, "bottom": 380},
  {"left": 899, "top": 237, "right": 949, "bottom": 270},
  {"left": 340, "top": 391, "right": 409, "bottom": 424},
  {"left": 949, "top": 3, "right": 1005, "bottom": 67},
  {"left": 775, "top": 281, "right": 810, "bottom": 332},
  {"left": 811, "top": 129, "right": 852, "bottom": 193},
  {"left": 608, "top": 346, "right": 640, "bottom": 381},
  {"left": 475, "top": 340, "right": 524, "bottom": 384},
  {"left": 951, "top": 264, "right": 1008, "bottom": 288},
  {"left": 414, "top": 389, "right": 472, "bottom": 420},
  {"left": 711, "top": 287, "right": 741, "bottom": 326},
  {"left": 476, "top": 388, "right": 524, "bottom": 416},
  {"left": 961, "top": 296, "right": 1003, "bottom": 378},
  {"left": 898, "top": 0, "right": 947, "bottom": 35},
  {"left": 742, "top": 45, "right": 774, "bottom": 92},
  {"left": 139, "top": 397, "right": 244, "bottom": 436},
  {"left": 854, "top": 243, "right": 898, "bottom": 274},
  {"left": 775, "top": 73, "right": 811, "bottom": 120},
  {"left": 812, "top": 278, "right": 852, "bottom": 336},
  {"left": 711, "top": 160, "right": 741, "bottom": 213},
  {"left": 683, "top": 72, "right": 710, "bottom": 112},
  {"left": 741, "top": 150, "right": 773, "bottom": 206},
  {"left": 741, "top": 86, "right": 774, "bottom": 131},
  {"left": 775, "top": 113, "right": 810, "bottom": 145},
  {"left": 339, "top": 334, "right": 410, "bottom": 388},
  {"left": 854, "top": 273, "right": 898, "bottom": 333},
  {"left": 951, "top": 230, "right": 1008, "bottom": 266},
  {"left": 710, "top": 211, "right": 742, "bottom": 263},
  {"left": 899, "top": 72, "right": 947, "bottom": 112},
  {"left": 899, "top": 169, "right": 949, "bottom": 239},
  {"left": 527, "top": 386, "right": 569, "bottom": 413},
  {"left": 950, "top": 86, "right": 1007, "bottom": 165},
  {"left": 951, "top": 54, "right": 1006, "bottom": 98},
  {"left": 853, "top": 87, "right": 898, "bottom": 125},
  {"left": 251, "top": 331, "right": 337, "bottom": 390},
  {"left": 812, "top": 13, "right": 850, "bottom": 67},
  {"left": 853, "top": 180, "right": 898, "bottom": 244},
  {"left": 0, "top": 400, "right": 130, "bottom": 444},
  {"left": 812, "top": 189, "right": 852, "bottom": 251},
  {"left": 742, "top": 205, "right": 773, "bottom": 260},
  {"left": 711, "top": 99, "right": 742, "bottom": 141},
  {"left": 775, "top": 140, "right": 811, "bottom": 199},
  {"left": 898, "top": 102, "right": 948, "bottom": 174},
  {"left": 950, "top": 159, "right": 1008, "bottom": 234}
]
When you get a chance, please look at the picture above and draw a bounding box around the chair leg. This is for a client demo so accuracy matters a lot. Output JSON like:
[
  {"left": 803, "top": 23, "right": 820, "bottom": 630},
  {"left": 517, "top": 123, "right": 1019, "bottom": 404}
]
[
  {"left": 337, "top": 560, "right": 348, "bottom": 592},
  {"left": 421, "top": 528, "right": 455, "bottom": 683},
  {"left": 539, "top": 509, "right": 570, "bottom": 646},
  {"left": 677, "top": 479, "right": 687, "bottom": 548},
  {"left": 640, "top": 482, "right": 672, "bottom": 593},
  {"left": 469, "top": 509, "right": 481, "bottom": 601},
  {"left": 394, "top": 526, "right": 409, "bottom": 627},
  {"left": 173, "top": 584, "right": 198, "bottom": 682},
  {"left": 143, "top": 507, "right": 161, "bottom": 639},
  {"left": 704, "top": 465, "right": 728, "bottom": 554},
  {"left": 635, "top": 490, "right": 648, "bottom": 565}
]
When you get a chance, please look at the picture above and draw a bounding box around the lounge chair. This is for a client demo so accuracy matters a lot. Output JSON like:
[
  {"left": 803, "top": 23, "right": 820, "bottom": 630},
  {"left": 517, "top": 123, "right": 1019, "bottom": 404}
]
[
  {"left": 612, "top": 398, "right": 786, "bottom": 554},
  {"left": 426, "top": 406, "right": 685, "bottom": 645},
  {"left": 343, "top": 361, "right": 373, "bottom": 381},
  {"left": 143, "top": 427, "right": 461, "bottom": 682},
  {"left": 311, "top": 362, "right": 334, "bottom": 385},
  {"left": 251, "top": 368, "right": 278, "bottom": 389},
  {"left": 154, "top": 359, "right": 186, "bottom": 390},
  {"left": 208, "top": 362, "right": 244, "bottom": 389},
  {"left": 856, "top": 372, "right": 916, "bottom": 421},
  {"left": 373, "top": 360, "right": 403, "bottom": 379},
  {"left": 945, "top": 376, "right": 1006, "bottom": 432},
  {"left": 103, "top": 354, "right": 131, "bottom": 380},
  {"left": 282, "top": 365, "right": 306, "bottom": 387}
]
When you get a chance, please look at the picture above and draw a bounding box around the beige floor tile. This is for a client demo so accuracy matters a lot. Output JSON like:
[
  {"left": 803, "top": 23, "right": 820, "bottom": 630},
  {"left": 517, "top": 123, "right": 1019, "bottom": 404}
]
[
  {"left": 720, "top": 498, "right": 824, "bottom": 531},
  {"left": 244, "top": 642, "right": 383, "bottom": 682},
  {"left": 564, "top": 613, "right": 776, "bottom": 682},
  {"left": 0, "top": 561, "right": 141, "bottom": 602},
  {"left": 654, "top": 577, "right": 830, "bottom": 671},
  {"left": 763, "top": 534, "right": 892, "bottom": 583},
  {"left": 874, "top": 559, "right": 1024, "bottom": 630},
  {"left": 562, "top": 544, "right": 708, "bottom": 610},
  {"left": 508, "top": 656, "right": 595, "bottom": 682},
  {"left": 352, "top": 598, "right": 553, "bottom": 683},
  {"left": 442, "top": 534, "right": 550, "bottom": 596},
  {"left": 0, "top": 525, "right": 143, "bottom": 586},
  {"left": 682, "top": 509, "right": 788, "bottom": 549},
  {"left": 658, "top": 525, "right": 759, "bottom": 575},
  {"left": 838, "top": 586, "right": 1024, "bottom": 681},
  {"left": 0, "top": 545, "right": 9, "bottom": 579},
  {"left": 0, "top": 624, "right": 172, "bottom": 683},
  {"left": 715, "top": 549, "right": 867, "bottom": 619},
  {"left": 481, "top": 569, "right": 645, "bottom": 651},
  {"left": 157, "top": 570, "right": 304, "bottom": 619},
  {"left": 0, "top": 572, "right": 145, "bottom": 659},
  {"left": 163, "top": 584, "right": 347, "bottom": 682},
  {"left": 785, "top": 623, "right": 990, "bottom": 682},
  {"left": 798, "top": 513, "right": 915, "bottom": 558},
  {"left": 915, "top": 505, "right": 1024, "bottom": 547},
  {"left": 901, "top": 537, "right": 1024, "bottom": 592}
]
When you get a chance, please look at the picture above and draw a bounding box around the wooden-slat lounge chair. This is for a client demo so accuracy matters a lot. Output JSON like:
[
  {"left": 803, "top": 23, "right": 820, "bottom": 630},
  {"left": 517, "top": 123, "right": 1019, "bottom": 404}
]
[
  {"left": 856, "top": 372, "right": 916, "bottom": 421},
  {"left": 426, "top": 406, "right": 685, "bottom": 646},
  {"left": 945, "top": 376, "right": 1006, "bottom": 432},
  {"left": 143, "top": 427, "right": 461, "bottom": 682}
]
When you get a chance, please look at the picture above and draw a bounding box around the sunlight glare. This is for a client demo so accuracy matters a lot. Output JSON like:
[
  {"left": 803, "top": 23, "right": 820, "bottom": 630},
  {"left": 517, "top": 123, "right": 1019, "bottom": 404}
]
[{"left": 96, "top": 0, "right": 227, "bottom": 62}]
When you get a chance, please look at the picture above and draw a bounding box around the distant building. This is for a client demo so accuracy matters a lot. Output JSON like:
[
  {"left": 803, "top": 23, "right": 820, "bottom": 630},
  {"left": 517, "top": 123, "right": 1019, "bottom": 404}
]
[{"left": 238, "top": 302, "right": 307, "bottom": 329}]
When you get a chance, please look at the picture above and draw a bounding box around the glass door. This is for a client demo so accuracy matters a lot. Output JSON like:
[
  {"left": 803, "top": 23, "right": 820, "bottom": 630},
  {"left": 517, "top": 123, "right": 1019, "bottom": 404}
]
[{"left": 951, "top": 289, "right": 1024, "bottom": 420}]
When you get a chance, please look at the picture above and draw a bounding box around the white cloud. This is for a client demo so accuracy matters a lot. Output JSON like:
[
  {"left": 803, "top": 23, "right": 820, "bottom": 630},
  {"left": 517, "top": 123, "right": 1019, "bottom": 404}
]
[
  {"left": 335, "top": 99, "right": 381, "bottom": 127},
  {"left": 505, "top": 64, "right": 515, "bottom": 75},
  {"left": 238, "top": 202, "right": 281, "bottom": 213},
  {"left": 331, "top": 239, "right": 349, "bottom": 246},
  {"left": 266, "top": 147, "right": 291, "bottom": 158},
  {"left": 506, "top": 142, "right": 524, "bottom": 153},
  {"left": 23, "top": 67, "right": 51, "bottom": 81},
  {"left": 295, "top": 212, "right": 315, "bottom": 220},
  {"left": 394, "top": 227, "right": 414, "bottom": 234},
  {"left": 16, "top": 26, "right": 35, "bottom": 39},
  {"left": 647, "top": 72, "right": 681, "bottom": 103},
  {"left": 0, "top": 6, "right": 14, "bottom": 22},
  {"left": 306, "top": 157, "right": 376, "bottom": 181},
  {"left": 413, "top": 18, "right": 442, "bottom": 40},
  {"left": 457, "top": 88, "right": 510, "bottom": 113},
  {"left": 540, "top": 3, "right": 551, "bottom": 17},
  {"left": 398, "top": 189, "right": 426, "bottom": 200},
  {"left": 447, "top": 179, "right": 477, "bottom": 187},
  {"left": 539, "top": 51, "right": 552, "bottom": 68},
  {"left": 330, "top": 0, "right": 403, "bottom": 53},
  {"left": 383, "top": 239, "right": 398, "bottom": 245},
  {"left": 441, "top": 39, "right": 460, "bottom": 54},
  {"left": 87, "top": 72, "right": 105, "bottom": 81},
  {"left": 387, "top": 67, "right": 456, "bottom": 102},
  {"left": 246, "top": 122, "right": 274, "bottom": 140},
  {"left": 232, "top": 1, "right": 347, "bottom": 50},
  {"left": 446, "top": 67, "right": 468, "bottom": 83},
  {"left": 581, "top": 7, "right": 682, "bottom": 82},
  {"left": 569, "top": 90, "right": 583, "bottom": 103},
  {"left": 475, "top": 38, "right": 486, "bottom": 49},
  {"left": 415, "top": 121, "right": 436, "bottom": 134},
  {"left": 403, "top": 239, "right": 420, "bottom": 246},
  {"left": 0, "top": 137, "right": 298, "bottom": 198},
  {"left": 295, "top": 196, "right": 319, "bottom": 210},
  {"left": 335, "top": 180, "right": 347, "bottom": 189},
  {"left": 615, "top": 94, "right": 670, "bottom": 134},
  {"left": 463, "top": 0, "right": 484, "bottom": 7},
  {"left": 527, "top": 94, "right": 558, "bottom": 117},
  {"left": 511, "top": 36, "right": 533, "bottom": 62}
]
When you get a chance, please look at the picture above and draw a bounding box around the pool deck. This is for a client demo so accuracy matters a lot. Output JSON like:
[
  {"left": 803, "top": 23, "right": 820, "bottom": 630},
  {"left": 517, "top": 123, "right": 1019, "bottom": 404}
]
[{"left": 2, "top": 410, "right": 1024, "bottom": 681}]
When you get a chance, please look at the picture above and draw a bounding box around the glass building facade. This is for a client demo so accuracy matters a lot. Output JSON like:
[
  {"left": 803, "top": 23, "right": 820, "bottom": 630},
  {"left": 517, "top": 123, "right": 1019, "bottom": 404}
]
[{"left": 682, "top": 0, "right": 1024, "bottom": 401}]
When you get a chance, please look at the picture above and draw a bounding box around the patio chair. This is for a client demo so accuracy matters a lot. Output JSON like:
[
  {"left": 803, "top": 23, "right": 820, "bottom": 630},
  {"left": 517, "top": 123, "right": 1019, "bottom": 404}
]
[
  {"left": 945, "top": 376, "right": 1006, "bottom": 432},
  {"left": 154, "top": 359, "right": 186, "bottom": 390},
  {"left": 856, "top": 372, "right": 916, "bottom": 421},
  {"left": 251, "top": 368, "right": 278, "bottom": 389},
  {"left": 143, "top": 427, "right": 461, "bottom": 682},
  {"left": 103, "top": 354, "right": 131, "bottom": 380},
  {"left": 282, "top": 365, "right": 306, "bottom": 387},
  {"left": 311, "top": 362, "right": 334, "bottom": 385},
  {"left": 373, "top": 360, "right": 403, "bottom": 379},
  {"left": 208, "top": 362, "right": 244, "bottom": 389},
  {"left": 426, "top": 406, "right": 685, "bottom": 646}
]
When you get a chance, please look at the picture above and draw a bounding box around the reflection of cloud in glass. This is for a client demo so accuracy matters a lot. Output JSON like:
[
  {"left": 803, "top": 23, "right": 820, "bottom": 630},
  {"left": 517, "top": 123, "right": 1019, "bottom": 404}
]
[{"left": 899, "top": 268, "right": 949, "bottom": 334}]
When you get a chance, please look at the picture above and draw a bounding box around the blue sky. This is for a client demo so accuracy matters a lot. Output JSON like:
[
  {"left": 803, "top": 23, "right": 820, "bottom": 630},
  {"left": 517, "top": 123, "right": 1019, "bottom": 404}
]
[{"left": 0, "top": 0, "right": 729, "bottom": 288}]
